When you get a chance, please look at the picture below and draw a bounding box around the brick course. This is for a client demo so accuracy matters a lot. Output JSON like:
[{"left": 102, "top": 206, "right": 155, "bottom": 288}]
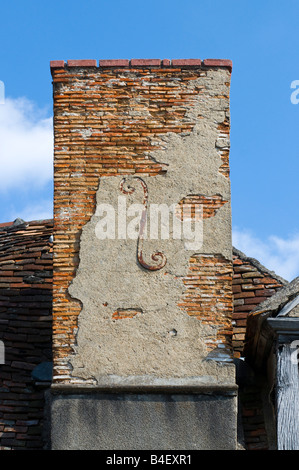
[
  {"left": 180, "top": 254, "right": 233, "bottom": 351},
  {"left": 50, "top": 58, "right": 233, "bottom": 71}
]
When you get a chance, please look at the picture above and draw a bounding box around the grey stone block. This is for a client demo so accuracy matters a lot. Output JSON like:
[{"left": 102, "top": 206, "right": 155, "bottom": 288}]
[{"left": 50, "top": 391, "right": 237, "bottom": 450}]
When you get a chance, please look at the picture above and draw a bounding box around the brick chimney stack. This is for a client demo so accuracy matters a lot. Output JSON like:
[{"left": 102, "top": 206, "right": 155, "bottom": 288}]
[{"left": 50, "top": 58, "right": 237, "bottom": 450}]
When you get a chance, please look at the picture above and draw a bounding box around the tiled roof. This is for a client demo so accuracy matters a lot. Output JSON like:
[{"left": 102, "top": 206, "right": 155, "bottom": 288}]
[
  {"left": 0, "top": 219, "right": 53, "bottom": 450},
  {"left": 244, "top": 275, "right": 299, "bottom": 370},
  {"left": 232, "top": 247, "right": 287, "bottom": 357}
]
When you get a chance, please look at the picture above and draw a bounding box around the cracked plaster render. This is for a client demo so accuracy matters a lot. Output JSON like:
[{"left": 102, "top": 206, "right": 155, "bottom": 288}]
[{"left": 63, "top": 69, "right": 234, "bottom": 384}]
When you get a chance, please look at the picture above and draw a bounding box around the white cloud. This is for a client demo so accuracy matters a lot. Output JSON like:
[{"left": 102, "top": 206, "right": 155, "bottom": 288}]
[
  {"left": 9, "top": 199, "right": 53, "bottom": 223},
  {"left": 233, "top": 227, "right": 299, "bottom": 282},
  {"left": 0, "top": 97, "right": 53, "bottom": 191}
]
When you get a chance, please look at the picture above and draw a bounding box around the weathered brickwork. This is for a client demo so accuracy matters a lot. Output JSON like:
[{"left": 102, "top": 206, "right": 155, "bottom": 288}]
[
  {"left": 178, "top": 195, "right": 228, "bottom": 219},
  {"left": 51, "top": 59, "right": 233, "bottom": 384},
  {"left": 0, "top": 220, "right": 53, "bottom": 450},
  {"left": 179, "top": 254, "right": 233, "bottom": 351},
  {"left": 232, "top": 248, "right": 287, "bottom": 357}
]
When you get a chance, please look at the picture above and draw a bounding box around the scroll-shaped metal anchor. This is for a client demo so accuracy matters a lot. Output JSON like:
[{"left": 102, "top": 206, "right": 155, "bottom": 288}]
[{"left": 119, "top": 176, "right": 167, "bottom": 271}]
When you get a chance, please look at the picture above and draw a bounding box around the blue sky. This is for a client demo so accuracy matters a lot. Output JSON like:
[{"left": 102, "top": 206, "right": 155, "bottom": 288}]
[{"left": 0, "top": 0, "right": 298, "bottom": 280}]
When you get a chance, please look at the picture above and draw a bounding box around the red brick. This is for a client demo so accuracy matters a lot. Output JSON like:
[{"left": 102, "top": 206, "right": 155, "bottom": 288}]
[
  {"left": 234, "top": 291, "right": 255, "bottom": 299},
  {"left": 0, "top": 271, "right": 14, "bottom": 277},
  {"left": 242, "top": 408, "right": 255, "bottom": 417},
  {"left": 100, "top": 59, "right": 129, "bottom": 67},
  {"left": 244, "top": 296, "right": 268, "bottom": 305},
  {"left": 50, "top": 60, "right": 65, "bottom": 69},
  {"left": 232, "top": 312, "right": 249, "bottom": 320},
  {"left": 234, "top": 304, "right": 257, "bottom": 312},
  {"left": 233, "top": 258, "right": 243, "bottom": 265},
  {"left": 172, "top": 59, "right": 202, "bottom": 67},
  {"left": 232, "top": 284, "right": 241, "bottom": 293},
  {"left": 67, "top": 60, "right": 97, "bottom": 67},
  {"left": 203, "top": 59, "right": 233, "bottom": 72},
  {"left": 130, "top": 59, "right": 161, "bottom": 66},
  {"left": 249, "top": 428, "right": 267, "bottom": 437}
]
